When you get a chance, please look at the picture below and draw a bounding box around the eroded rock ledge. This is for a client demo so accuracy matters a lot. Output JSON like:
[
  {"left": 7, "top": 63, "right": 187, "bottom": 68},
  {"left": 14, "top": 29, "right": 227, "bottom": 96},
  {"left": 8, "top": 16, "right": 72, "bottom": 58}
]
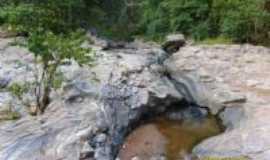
[{"left": 0, "top": 37, "right": 269, "bottom": 160}]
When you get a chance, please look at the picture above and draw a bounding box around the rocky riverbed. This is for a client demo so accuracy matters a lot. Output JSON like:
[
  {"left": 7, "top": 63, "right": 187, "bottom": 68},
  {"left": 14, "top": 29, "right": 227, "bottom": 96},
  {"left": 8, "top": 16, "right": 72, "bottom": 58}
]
[{"left": 0, "top": 35, "right": 269, "bottom": 160}]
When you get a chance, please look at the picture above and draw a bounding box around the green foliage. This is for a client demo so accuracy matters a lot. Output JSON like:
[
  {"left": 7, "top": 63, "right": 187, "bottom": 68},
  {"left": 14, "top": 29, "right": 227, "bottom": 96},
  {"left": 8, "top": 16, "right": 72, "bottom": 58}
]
[
  {"left": 0, "top": 0, "right": 137, "bottom": 40},
  {"left": 52, "top": 72, "right": 65, "bottom": 89},
  {"left": 0, "top": 0, "right": 103, "bottom": 34},
  {"left": 95, "top": 0, "right": 140, "bottom": 40},
  {"left": 8, "top": 83, "right": 29, "bottom": 100},
  {"left": 27, "top": 30, "right": 93, "bottom": 66},
  {"left": 0, "top": 4, "right": 52, "bottom": 33},
  {"left": 138, "top": 0, "right": 270, "bottom": 44},
  {"left": 0, "top": 1, "right": 96, "bottom": 114},
  {"left": 0, "top": 107, "right": 21, "bottom": 121},
  {"left": 212, "top": 0, "right": 270, "bottom": 44},
  {"left": 27, "top": 30, "right": 93, "bottom": 114},
  {"left": 0, "top": 0, "right": 269, "bottom": 44},
  {"left": 198, "top": 36, "right": 233, "bottom": 45},
  {"left": 138, "top": 0, "right": 212, "bottom": 40}
]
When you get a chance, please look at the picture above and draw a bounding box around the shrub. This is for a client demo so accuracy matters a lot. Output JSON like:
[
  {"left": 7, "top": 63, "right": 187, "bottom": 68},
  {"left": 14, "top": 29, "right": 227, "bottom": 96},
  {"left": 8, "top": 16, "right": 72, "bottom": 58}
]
[
  {"left": 0, "top": 0, "right": 137, "bottom": 40},
  {"left": 138, "top": 0, "right": 270, "bottom": 45},
  {"left": 52, "top": 72, "right": 65, "bottom": 89},
  {"left": 138, "top": 0, "right": 212, "bottom": 41},
  {"left": 0, "top": 4, "right": 52, "bottom": 33},
  {"left": 8, "top": 83, "right": 29, "bottom": 100},
  {"left": 0, "top": 0, "right": 107, "bottom": 33},
  {"left": 0, "top": 1, "right": 97, "bottom": 115},
  {"left": 198, "top": 36, "right": 233, "bottom": 45},
  {"left": 27, "top": 30, "right": 94, "bottom": 114},
  {"left": 0, "top": 106, "right": 21, "bottom": 121},
  {"left": 212, "top": 0, "right": 270, "bottom": 44}
]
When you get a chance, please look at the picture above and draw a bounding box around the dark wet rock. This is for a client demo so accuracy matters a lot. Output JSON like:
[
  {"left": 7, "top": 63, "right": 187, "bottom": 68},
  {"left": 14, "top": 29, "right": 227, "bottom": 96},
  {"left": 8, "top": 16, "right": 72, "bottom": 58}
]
[
  {"left": 165, "top": 106, "right": 207, "bottom": 121},
  {"left": 165, "top": 72, "right": 209, "bottom": 108},
  {"left": 0, "top": 76, "right": 10, "bottom": 88}
]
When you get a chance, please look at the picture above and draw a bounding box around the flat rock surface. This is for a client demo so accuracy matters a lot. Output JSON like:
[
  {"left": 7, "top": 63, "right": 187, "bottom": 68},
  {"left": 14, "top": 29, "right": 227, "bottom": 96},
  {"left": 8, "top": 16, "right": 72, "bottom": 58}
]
[{"left": 165, "top": 44, "right": 270, "bottom": 159}]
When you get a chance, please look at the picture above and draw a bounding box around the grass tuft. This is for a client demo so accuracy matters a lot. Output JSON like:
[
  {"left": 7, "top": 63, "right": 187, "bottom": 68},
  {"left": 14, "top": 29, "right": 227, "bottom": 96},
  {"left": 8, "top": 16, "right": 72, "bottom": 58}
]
[
  {"left": 198, "top": 36, "right": 233, "bottom": 45},
  {"left": 0, "top": 109, "right": 21, "bottom": 121}
]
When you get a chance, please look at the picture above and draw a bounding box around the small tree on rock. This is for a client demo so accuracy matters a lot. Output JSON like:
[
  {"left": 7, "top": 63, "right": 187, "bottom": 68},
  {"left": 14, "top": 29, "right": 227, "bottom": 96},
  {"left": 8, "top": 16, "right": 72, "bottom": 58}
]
[{"left": 27, "top": 30, "right": 94, "bottom": 115}]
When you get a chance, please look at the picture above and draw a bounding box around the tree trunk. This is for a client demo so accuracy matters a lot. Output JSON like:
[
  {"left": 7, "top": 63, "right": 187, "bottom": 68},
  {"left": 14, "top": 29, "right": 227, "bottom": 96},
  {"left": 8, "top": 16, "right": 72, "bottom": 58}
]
[{"left": 39, "top": 85, "right": 51, "bottom": 114}]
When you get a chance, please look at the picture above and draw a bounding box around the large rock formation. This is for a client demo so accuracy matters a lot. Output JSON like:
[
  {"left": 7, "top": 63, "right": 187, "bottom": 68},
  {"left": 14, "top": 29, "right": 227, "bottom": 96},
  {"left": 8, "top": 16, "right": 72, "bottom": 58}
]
[
  {"left": 0, "top": 38, "right": 184, "bottom": 160},
  {"left": 0, "top": 36, "right": 269, "bottom": 160},
  {"left": 165, "top": 44, "right": 270, "bottom": 159}
]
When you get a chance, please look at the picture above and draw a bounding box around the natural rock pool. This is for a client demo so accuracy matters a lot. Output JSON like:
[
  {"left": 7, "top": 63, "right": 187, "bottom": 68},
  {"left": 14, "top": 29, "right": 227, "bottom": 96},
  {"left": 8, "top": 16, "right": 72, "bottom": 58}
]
[{"left": 118, "top": 115, "right": 223, "bottom": 160}]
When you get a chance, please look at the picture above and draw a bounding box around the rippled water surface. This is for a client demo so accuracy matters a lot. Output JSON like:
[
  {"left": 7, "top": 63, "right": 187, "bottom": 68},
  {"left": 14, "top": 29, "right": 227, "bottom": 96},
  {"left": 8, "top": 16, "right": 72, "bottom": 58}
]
[{"left": 118, "top": 116, "right": 222, "bottom": 160}]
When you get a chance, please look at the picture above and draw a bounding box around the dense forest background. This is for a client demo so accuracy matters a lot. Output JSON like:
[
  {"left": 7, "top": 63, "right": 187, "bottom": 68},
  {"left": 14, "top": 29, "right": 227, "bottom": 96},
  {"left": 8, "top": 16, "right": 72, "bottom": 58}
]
[{"left": 0, "top": 0, "right": 269, "bottom": 45}]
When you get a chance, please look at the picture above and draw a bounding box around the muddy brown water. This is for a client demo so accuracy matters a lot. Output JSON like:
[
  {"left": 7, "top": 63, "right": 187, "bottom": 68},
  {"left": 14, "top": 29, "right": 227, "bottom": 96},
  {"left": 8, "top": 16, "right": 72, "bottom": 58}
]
[{"left": 118, "top": 116, "right": 222, "bottom": 160}]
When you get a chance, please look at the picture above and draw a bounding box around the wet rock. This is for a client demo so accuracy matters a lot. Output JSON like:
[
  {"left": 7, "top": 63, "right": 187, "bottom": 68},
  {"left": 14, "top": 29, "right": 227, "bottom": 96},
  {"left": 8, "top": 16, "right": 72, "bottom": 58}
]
[
  {"left": 0, "top": 76, "right": 10, "bottom": 88},
  {"left": 165, "top": 107, "right": 207, "bottom": 121},
  {"left": 162, "top": 34, "right": 186, "bottom": 53},
  {"left": 164, "top": 71, "right": 209, "bottom": 108}
]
